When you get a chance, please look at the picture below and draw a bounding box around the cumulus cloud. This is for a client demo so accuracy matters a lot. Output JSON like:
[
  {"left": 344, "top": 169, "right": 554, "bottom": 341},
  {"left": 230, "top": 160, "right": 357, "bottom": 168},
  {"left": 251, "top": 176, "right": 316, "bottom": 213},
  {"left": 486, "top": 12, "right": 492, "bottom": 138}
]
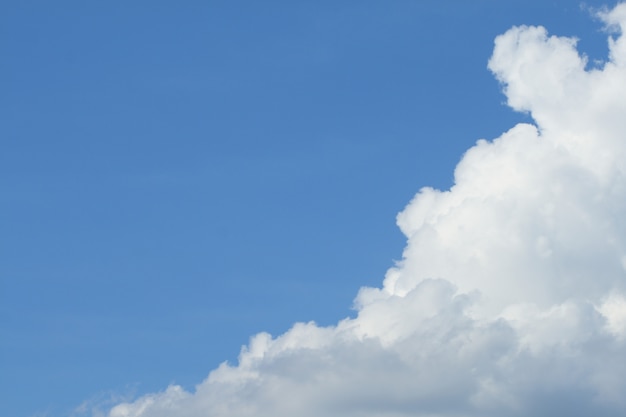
[{"left": 103, "top": 4, "right": 626, "bottom": 417}]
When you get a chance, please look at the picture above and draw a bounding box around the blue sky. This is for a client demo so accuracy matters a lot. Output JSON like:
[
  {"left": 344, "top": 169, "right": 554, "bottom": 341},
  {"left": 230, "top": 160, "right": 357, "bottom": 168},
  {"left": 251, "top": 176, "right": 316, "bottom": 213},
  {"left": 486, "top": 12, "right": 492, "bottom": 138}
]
[{"left": 1, "top": 1, "right": 622, "bottom": 416}]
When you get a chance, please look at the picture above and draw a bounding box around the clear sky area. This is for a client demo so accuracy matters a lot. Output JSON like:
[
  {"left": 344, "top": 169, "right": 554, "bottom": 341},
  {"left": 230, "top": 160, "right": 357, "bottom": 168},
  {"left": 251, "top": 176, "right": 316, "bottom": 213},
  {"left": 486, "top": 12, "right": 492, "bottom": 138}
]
[{"left": 2, "top": 1, "right": 626, "bottom": 416}]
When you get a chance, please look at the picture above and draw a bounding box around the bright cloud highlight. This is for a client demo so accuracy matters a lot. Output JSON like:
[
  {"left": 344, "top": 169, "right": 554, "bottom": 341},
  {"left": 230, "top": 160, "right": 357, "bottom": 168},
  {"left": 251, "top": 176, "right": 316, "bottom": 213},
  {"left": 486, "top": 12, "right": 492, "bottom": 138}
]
[{"left": 104, "top": 4, "right": 626, "bottom": 417}]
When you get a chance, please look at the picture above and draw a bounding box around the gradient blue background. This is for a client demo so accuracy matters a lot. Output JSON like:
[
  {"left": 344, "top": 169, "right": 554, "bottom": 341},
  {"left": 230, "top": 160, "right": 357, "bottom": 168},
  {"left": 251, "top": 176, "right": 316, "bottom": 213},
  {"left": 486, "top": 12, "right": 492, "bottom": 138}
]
[{"left": 1, "top": 1, "right": 616, "bottom": 416}]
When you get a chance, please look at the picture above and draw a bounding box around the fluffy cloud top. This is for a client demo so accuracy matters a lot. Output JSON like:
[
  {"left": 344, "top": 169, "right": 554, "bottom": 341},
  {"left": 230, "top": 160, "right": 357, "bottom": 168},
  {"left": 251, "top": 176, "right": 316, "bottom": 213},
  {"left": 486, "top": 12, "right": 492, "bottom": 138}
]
[{"left": 104, "top": 4, "right": 626, "bottom": 417}]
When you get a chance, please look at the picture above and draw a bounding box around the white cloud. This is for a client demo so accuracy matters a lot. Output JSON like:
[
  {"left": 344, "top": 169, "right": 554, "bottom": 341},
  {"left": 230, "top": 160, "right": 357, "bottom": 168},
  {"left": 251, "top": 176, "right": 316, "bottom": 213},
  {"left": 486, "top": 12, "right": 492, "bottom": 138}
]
[{"left": 102, "top": 4, "right": 626, "bottom": 416}]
